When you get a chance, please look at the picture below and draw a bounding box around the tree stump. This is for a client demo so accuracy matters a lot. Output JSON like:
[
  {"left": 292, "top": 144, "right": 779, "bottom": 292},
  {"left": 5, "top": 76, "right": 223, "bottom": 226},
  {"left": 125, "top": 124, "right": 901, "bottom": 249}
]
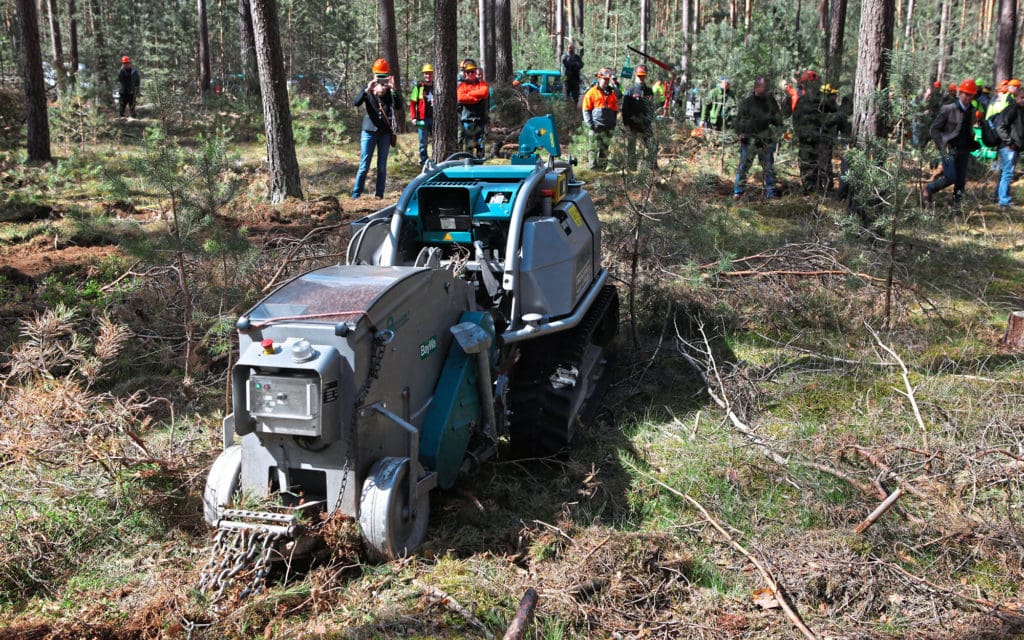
[{"left": 1002, "top": 311, "right": 1024, "bottom": 349}]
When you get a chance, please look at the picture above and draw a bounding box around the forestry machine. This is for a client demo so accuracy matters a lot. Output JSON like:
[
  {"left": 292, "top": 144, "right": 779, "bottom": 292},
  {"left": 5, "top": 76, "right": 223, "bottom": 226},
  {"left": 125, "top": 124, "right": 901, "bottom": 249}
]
[{"left": 203, "top": 115, "right": 618, "bottom": 562}]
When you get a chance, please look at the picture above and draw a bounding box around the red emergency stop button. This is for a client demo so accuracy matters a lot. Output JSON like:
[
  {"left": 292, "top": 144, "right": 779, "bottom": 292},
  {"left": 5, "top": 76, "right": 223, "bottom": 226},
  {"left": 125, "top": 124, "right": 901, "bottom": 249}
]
[{"left": 261, "top": 338, "right": 274, "bottom": 355}]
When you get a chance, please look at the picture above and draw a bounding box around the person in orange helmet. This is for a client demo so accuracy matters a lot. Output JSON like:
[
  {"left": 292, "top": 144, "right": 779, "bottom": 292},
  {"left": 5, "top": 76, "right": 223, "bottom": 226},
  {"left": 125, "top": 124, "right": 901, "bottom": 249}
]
[
  {"left": 117, "top": 55, "right": 141, "bottom": 117},
  {"left": 582, "top": 67, "right": 619, "bottom": 169},
  {"left": 924, "top": 78, "right": 979, "bottom": 206},
  {"left": 352, "top": 58, "right": 402, "bottom": 199},
  {"left": 456, "top": 59, "right": 490, "bottom": 158}
]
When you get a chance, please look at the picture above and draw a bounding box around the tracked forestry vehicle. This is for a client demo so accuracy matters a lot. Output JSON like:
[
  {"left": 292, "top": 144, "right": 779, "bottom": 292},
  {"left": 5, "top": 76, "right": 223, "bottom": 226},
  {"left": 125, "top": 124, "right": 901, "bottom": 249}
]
[{"left": 202, "top": 115, "right": 618, "bottom": 567}]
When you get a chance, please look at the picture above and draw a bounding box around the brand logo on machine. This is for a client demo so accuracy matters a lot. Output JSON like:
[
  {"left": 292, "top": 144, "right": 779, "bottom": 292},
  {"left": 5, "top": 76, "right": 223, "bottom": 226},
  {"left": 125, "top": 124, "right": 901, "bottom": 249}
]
[
  {"left": 419, "top": 336, "right": 438, "bottom": 359},
  {"left": 387, "top": 312, "right": 410, "bottom": 333}
]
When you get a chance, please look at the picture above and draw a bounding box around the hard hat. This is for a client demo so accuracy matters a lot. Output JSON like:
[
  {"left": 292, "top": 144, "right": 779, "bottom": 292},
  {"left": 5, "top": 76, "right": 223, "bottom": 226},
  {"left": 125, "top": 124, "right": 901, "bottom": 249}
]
[
  {"left": 462, "top": 61, "right": 478, "bottom": 71},
  {"left": 997, "top": 79, "right": 1009, "bottom": 92},
  {"left": 958, "top": 78, "right": 978, "bottom": 95},
  {"left": 1010, "top": 78, "right": 1022, "bottom": 87},
  {"left": 932, "top": 80, "right": 941, "bottom": 88},
  {"left": 372, "top": 58, "right": 390, "bottom": 75},
  {"left": 597, "top": 67, "right": 613, "bottom": 78},
  {"left": 635, "top": 64, "right": 648, "bottom": 76},
  {"left": 947, "top": 83, "right": 957, "bottom": 91},
  {"left": 121, "top": 56, "right": 131, "bottom": 64},
  {"left": 800, "top": 70, "right": 819, "bottom": 83},
  {"left": 421, "top": 63, "right": 434, "bottom": 73}
]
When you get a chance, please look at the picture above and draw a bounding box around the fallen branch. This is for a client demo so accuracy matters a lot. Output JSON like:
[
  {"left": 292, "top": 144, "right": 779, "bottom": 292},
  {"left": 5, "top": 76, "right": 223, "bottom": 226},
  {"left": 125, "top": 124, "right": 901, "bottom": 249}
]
[
  {"left": 866, "top": 324, "right": 931, "bottom": 463},
  {"left": 414, "top": 580, "right": 493, "bottom": 639},
  {"left": 502, "top": 588, "right": 539, "bottom": 640},
  {"left": 854, "top": 488, "right": 904, "bottom": 534},
  {"left": 626, "top": 460, "right": 819, "bottom": 640},
  {"left": 262, "top": 222, "right": 347, "bottom": 292},
  {"left": 878, "top": 559, "right": 1024, "bottom": 623}
]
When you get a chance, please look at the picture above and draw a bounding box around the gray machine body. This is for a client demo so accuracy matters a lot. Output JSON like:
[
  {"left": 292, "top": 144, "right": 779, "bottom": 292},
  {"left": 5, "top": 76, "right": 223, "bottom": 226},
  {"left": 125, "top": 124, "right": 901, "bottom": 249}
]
[{"left": 227, "top": 266, "right": 475, "bottom": 516}]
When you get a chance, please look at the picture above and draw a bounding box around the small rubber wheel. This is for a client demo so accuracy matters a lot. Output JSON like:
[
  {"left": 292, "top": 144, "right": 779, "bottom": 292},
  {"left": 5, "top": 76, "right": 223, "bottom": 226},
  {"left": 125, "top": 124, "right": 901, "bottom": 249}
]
[
  {"left": 359, "top": 457, "right": 429, "bottom": 560},
  {"left": 203, "top": 444, "right": 242, "bottom": 527}
]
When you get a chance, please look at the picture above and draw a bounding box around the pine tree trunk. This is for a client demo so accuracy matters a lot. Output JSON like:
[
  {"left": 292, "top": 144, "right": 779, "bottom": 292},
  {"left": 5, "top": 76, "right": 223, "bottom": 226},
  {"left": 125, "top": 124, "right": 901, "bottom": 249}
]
[
  {"left": 825, "top": 0, "right": 847, "bottom": 85},
  {"left": 17, "top": 0, "right": 51, "bottom": 161},
  {"left": 67, "top": 0, "right": 78, "bottom": 80},
  {"left": 904, "top": 0, "right": 914, "bottom": 38},
  {"left": 936, "top": 0, "right": 948, "bottom": 84},
  {"left": 994, "top": 0, "right": 1017, "bottom": 83},
  {"left": 479, "top": 0, "right": 495, "bottom": 82},
  {"left": 575, "top": 0, "right": 583, "bottom": 43},
  {"left": 198, "top": 0, "right": 211, "bottom": 94},
  {"left": 433, "top": 0, "right": 458, "bottom": 162},
  {"left": 250, "top": 0, "right": 303, "bottom": 202},
  {"left": 640, "top": 0, "right": 648, "bottom": 52},
  {"left": 853, "top": 0, "right": 894, "bottom": 141},
  {"left": 379, "top": 0, "right": 404, "bottom": 130},
  {"left": 679, "top": 0, "right": 690, "bottom": 81},
  {"left": 238, "top": 0, "right": 260, "bottom": 98},
  {"left": 494, "top": 0, "right": 513, "bottom": 84},
  {"left": 555, "top": 0, "right": 563, "bottom": 62},
  {"left": 46, "top": 0, "right": 66, "bottom": 95}
]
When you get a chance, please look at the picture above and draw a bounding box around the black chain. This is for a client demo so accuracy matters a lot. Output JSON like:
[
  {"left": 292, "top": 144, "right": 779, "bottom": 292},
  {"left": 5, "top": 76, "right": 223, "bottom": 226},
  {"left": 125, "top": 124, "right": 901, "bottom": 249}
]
[{"left": 328, "top": 329, "right": 389, "bottom": 520}]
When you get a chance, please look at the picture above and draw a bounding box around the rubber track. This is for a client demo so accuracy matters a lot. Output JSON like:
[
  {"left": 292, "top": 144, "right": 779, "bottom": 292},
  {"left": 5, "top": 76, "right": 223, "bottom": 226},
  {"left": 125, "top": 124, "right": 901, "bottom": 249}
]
[{"left": 508, "top": 285, "right": 619, "bottom": 458}]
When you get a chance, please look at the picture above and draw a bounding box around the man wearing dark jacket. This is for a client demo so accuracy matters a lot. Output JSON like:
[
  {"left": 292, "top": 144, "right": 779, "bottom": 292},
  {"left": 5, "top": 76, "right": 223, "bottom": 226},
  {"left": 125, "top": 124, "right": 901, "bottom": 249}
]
[
  {"left": 352, "top": 58, "right": 402, "bottom": 199},
  {"left": 117, "top": 56, "right": 141, "bottom": 117},
  {"left": 561, "top": 44, "right": 584, "bottom": 104},
  {"left": 924, "top": 78, "right": 978, "bottom": 206},
  {"left": 792, "top": 70, "right": 837, "bottom": 193},
  {"left": 994, "top": 88, "right": 1024, "bottom": 207},
  {"left": 621, "top": 65, "right": 657, "bottom": 171},
  {"left": 733, "top": 76, "right": 784, "bottom": 200}
]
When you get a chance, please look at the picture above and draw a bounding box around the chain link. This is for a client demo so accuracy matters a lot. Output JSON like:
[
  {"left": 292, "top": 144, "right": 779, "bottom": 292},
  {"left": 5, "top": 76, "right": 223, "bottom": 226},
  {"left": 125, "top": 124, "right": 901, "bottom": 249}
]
[{"left": 197, "top": 525, "right": 281, "bottom": 606}]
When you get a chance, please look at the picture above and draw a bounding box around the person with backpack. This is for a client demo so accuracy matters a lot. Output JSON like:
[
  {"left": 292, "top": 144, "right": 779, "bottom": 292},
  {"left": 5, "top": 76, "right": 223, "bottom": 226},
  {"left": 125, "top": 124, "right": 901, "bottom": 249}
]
[
  {"left": 994, "top": 86, "right": 1024, "bottom": 207},
  {"left": 924, "top": 78, "right": 979, "bottom": 206}
]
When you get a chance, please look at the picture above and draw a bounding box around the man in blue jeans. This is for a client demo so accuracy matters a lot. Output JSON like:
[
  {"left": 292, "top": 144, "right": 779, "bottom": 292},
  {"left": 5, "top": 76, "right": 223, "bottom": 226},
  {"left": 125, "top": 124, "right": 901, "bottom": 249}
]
[
  {"left": 352, "top": 58, "right": 402, "bottom": 199},
  {"left": 924, "top": 78, "right": 978, "bottom": 206},
  {"left": 994, "top": 86, "right": 1024, "bottom": 207},
  {"left": 733, "top": 76, "right": 783, "bottom": 201}
]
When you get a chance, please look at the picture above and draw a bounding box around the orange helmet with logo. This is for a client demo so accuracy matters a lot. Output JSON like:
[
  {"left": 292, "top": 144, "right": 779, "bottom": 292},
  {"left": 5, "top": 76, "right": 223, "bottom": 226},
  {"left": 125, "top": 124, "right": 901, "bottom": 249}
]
[{"left": 371, "top": 58, "right": 390, "bottom": 75}]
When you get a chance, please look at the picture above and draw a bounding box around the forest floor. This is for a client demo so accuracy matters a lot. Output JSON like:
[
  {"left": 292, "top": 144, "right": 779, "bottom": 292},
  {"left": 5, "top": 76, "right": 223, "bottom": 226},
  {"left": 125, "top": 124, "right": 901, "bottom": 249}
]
[{"left": 1, "top": 93, "right": 1024, "bottom": 639}]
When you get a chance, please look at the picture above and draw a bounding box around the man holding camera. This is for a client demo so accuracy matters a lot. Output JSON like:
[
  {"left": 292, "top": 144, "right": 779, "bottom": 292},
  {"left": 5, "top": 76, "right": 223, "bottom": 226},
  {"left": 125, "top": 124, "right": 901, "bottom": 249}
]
[{"left": 352, "top": 58, "right": 402, "bottom": 199}]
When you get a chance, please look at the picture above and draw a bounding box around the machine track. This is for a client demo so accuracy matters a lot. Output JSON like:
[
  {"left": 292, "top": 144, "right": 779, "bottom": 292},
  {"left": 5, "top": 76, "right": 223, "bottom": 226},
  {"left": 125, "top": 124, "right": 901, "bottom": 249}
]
[{"left": 508, "top": 285, "right": 619, "bottom": 458}]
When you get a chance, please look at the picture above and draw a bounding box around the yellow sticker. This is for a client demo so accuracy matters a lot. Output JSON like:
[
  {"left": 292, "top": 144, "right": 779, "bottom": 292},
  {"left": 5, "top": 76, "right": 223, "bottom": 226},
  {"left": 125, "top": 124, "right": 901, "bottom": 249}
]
[
  {"left": 443, "top": 232, "right": 453, "bottom": 241},
  {"left": 568, "top": 205, "right": 583, "bottom": 227}
]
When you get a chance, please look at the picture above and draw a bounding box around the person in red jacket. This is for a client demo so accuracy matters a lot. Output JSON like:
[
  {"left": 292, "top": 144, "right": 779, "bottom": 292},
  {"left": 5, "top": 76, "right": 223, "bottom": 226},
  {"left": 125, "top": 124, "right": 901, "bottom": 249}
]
[
  {"left": 409, "top": 63, "right": 435, "bottom": 165},
  {"left": 457, "top": 60, "right": 490, "bottom": 158}
]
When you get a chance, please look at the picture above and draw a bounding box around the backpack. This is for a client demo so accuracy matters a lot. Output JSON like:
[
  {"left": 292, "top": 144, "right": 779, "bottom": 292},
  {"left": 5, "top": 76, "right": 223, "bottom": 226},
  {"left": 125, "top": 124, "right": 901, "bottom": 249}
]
[{"left": 980, "top": 110, "right": 1004, "bottom": 149}]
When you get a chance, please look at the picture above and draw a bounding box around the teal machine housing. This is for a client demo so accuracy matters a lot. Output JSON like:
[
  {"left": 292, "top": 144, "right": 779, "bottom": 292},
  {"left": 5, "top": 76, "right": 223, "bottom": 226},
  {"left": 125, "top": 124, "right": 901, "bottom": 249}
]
[{"left": 419, "top": 311, "right": 495, "bottom": 489}]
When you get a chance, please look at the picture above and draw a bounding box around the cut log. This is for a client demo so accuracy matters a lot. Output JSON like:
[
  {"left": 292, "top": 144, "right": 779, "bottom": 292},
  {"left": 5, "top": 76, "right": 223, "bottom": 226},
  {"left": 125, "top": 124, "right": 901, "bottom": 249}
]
[{"left": 1002, "top": 311, "right": 1024, "bottom": 349}]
